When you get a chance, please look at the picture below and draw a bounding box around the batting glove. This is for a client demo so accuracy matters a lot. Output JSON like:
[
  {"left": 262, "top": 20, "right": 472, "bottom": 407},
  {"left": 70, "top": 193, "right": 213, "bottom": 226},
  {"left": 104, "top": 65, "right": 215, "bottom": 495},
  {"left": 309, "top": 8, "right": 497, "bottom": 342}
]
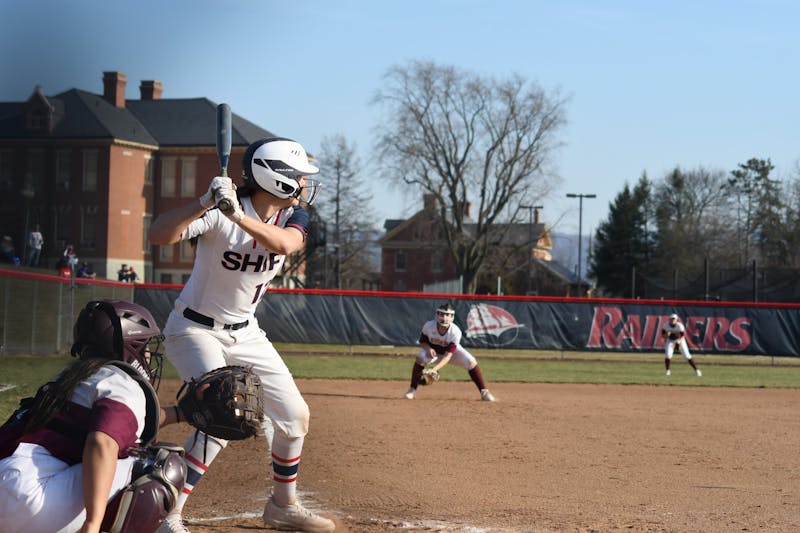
[
  {"left": 199, "top": 176, "right": 235, "bottom": 209},
  {"left": 217, "top": 189, "right": 244, "bottom": 222}
]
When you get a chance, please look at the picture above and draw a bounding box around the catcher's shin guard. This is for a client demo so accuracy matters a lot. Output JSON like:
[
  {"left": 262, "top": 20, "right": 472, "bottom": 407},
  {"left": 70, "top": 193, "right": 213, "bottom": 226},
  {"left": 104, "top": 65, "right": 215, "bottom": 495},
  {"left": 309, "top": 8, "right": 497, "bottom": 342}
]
[{"left": 102, "top": 443, "right": 187, "bottom": 533}]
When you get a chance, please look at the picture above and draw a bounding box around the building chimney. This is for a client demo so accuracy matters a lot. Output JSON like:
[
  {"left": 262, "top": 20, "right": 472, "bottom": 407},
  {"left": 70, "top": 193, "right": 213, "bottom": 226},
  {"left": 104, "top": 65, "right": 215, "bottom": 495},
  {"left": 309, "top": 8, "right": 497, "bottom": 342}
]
[
  {"left": 464, "top": 202, "right": 471, "bottom": 218},
  {"left": 423, "top": 193, "right": 438, "bottom": 210},
  {"left": 534, "top": 207, "right": 540, "bottom": 224},
  {"left": 139, "top": 80, "right": 163, "bottom": 100},
  {"left": 102, "top": 71, "right": 127, "bottom": 108}
]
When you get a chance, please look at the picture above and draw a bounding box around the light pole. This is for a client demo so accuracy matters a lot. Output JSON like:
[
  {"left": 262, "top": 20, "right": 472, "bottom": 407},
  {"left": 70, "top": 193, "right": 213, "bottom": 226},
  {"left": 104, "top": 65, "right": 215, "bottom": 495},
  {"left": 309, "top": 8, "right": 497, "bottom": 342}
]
[
  {"left": 520, "top": 204, "right": 543, "bottom": 295},
  {"left": 566, "top": 193, "right": 596, "bottom": 295}
]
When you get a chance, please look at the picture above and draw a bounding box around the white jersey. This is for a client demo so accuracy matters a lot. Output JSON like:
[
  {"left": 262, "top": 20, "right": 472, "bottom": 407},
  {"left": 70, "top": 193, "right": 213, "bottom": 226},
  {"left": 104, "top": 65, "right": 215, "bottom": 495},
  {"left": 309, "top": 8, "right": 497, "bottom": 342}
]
[
  {"left": 176, "top": 197, "right": 309, "bottom": 324},
  {"left": 419, "top": 320, "right": 463, "bottom": 355},
  {"left": 662, "top": 321, "right": 686, "bottom": 340}
]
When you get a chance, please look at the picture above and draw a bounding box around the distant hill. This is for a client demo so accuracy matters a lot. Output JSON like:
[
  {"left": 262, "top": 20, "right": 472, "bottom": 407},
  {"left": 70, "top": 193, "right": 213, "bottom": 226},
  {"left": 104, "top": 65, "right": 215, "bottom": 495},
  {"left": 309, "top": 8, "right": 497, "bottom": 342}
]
[{"left": 550, "top": 232, "right": 592, "bottom": 279}]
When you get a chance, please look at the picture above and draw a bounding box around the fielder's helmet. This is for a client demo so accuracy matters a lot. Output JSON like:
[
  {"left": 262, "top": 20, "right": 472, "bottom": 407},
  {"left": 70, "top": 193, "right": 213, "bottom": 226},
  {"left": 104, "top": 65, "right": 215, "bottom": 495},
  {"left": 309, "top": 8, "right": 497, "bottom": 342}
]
[
  {"left": 436, "top": 302, "right": 455, "bottom": 327},
  {"left": 71, "top": 300, "right": 164, "bottom": 388},
  {"left": 242, "top": 137, "right": 322, "bottom": 205}
]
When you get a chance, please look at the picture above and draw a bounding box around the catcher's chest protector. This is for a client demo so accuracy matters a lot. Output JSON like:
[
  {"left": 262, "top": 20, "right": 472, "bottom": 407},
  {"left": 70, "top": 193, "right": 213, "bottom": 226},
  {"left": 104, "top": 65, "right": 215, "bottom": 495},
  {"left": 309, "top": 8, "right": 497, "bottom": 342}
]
[{"left": 107, "top": 361, "right": 161, "bottom": 446}]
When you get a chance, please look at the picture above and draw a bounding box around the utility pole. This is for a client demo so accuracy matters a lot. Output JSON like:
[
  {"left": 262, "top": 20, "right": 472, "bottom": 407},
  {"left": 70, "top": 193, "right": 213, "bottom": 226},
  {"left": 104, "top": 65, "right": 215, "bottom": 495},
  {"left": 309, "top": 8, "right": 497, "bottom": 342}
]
[{"left": 566, "top": 193, "right": 596, "bottom": 295}]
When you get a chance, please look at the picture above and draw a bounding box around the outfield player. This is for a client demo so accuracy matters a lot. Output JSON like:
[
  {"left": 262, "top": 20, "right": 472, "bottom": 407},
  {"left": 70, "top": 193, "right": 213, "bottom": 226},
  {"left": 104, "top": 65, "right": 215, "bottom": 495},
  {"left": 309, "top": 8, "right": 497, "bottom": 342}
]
[
  {"left": 661, "top": 313, "right": 702, "bottom": 377},
  {"left": 404, "top": 302, "right": 497, "bottom": 401},
  {"left": 0, "top": 300, "right": 186, "bottom": 533},
  {"left": 148, "top": 137, "right": 335, "bottom": 533}
]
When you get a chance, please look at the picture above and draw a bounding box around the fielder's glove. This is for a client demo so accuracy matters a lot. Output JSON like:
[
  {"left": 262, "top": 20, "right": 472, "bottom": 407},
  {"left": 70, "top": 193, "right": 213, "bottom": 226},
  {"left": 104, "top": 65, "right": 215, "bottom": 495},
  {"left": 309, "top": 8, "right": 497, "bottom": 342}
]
[
  {"left": 177, "top": 365, "right": 264, "bottom": 440},
  {"left": 199, "top": 176, "right": 235, "bottom": 209},
  {"left": 418, "top": 368, "right": 440, "bottom": 386}
]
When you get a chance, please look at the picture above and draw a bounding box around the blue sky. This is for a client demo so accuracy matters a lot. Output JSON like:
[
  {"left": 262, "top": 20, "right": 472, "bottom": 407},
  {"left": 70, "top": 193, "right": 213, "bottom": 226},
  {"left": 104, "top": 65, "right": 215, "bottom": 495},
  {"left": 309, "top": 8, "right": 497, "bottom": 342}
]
[{"left": 2, "top": 0, "right": 798, "bottom": 255}]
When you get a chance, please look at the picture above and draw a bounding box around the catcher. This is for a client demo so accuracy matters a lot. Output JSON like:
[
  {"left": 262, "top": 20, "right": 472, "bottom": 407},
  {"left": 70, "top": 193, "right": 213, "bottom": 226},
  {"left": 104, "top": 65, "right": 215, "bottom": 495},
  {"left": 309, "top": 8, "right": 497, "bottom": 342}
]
[
  {"left": 404, "top": 302, "right": 497, "bottom": 402},
  {"left": 661, "top": 313, "right": 702, "bottom": 377},
  {"left": 0, "top": 300, "right": 187, "bottom": 533}
]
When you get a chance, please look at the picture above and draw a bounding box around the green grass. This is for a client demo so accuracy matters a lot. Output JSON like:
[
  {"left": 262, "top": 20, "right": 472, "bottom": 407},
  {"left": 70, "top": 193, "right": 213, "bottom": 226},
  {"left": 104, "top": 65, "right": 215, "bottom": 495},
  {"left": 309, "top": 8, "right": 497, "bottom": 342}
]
[{"left": 2, "top": 348, "right": 798, "bottom": 421}]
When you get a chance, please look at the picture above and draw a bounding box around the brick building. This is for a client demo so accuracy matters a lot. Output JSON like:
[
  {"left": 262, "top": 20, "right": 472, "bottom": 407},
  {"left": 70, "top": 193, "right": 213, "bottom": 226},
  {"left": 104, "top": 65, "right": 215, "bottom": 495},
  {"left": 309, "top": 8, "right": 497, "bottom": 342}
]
[
  {"left": 0, "top": 71, "right": 288, "bottom": 283},
  {"left": 380, "top": 193, "right": 580, "bottom": 295}
]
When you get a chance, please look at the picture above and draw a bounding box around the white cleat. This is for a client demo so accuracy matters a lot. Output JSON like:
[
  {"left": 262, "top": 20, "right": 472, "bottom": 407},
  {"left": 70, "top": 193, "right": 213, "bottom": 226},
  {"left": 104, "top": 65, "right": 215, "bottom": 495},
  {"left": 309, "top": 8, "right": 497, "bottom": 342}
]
[
  {"left": 157, "top": 511, "right": 190, "bottom": 533},
  {"left": 665, "top": 369, "right": 671, "bottom": 376},
  {"left": 480, "top": 389, "right": 496, "bottom": 402},
  {"left": 263, "top": 496, "right": 335, "bottom": 532},
  {"left": 695, "top": 369, "right": 702, "bottom": 377},
  {"left": 404, "top": 387, "right": 416, "bottom": 400}
]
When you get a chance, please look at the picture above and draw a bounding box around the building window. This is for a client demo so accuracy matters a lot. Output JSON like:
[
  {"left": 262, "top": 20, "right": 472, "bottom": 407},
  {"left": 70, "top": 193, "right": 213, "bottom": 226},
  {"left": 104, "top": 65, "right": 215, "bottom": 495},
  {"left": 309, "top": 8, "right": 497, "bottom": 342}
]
[
  {"left": 431, "top": 250, "right": 443, "bottom": 272},
  {"left": 27, "top": 149, "right": 45, "bottom": 193},
  {"left": 82, "top": 150, "right": 97, "bottom": 192},
  {"left": 54, "top": 206, "right": 71, "bottom": 245},
  {"left": 142, "top": 214, "right": 152, "bottom": 253},
  {"left": 160, "top": 273, "right": 173, "bottom": 284},
  {"left": 0, "top": 150, "right": 13, "bottom": 190},
  {"left": 179, "top": 240, "right": 194, "bottom": 263},
  {"left": 181, "top": 273, "right": 191, "bottom": 284},
  {"left": 80, "top": 206, "right": 98, "bottom": 249},
  {"left": 395, "top": 250, "right": 406, "bottom": 272},
  {"left": 144, "top": 155, "right": 154, "bottom": 185},
  {"left": 55, "top": 150, "right": 71, "bottom": 191},
  {"left": 160, "top": 244, "right": 174, "bottom": 261},
  {"left": 181, "top": 157, "right": 196, "bottom": 197},
  {"left": 161, "top": 157, "right": 176, "bottom": 197}
]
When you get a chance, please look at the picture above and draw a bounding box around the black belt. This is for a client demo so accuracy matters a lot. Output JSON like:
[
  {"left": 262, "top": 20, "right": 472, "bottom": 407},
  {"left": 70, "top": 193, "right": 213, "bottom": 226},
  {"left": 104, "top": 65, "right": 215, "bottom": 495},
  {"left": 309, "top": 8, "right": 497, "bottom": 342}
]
[{"left": 183, "top": 307, "right": 249, "bottom": 330}]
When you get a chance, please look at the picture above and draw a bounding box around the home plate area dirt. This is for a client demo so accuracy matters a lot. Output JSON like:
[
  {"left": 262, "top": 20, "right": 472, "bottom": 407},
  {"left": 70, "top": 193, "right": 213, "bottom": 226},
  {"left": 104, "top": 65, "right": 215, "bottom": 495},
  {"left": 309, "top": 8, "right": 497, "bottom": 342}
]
[{"left": 156, "top": 379, "right": 799, "bottom": 532}]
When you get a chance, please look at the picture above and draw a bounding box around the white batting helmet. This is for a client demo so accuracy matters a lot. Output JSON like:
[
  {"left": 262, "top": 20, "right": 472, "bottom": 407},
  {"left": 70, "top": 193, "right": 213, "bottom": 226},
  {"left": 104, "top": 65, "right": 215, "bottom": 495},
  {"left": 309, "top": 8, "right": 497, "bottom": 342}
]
[
  {"left": 669, "top": 313, "right": 679, "bottom": 321},
  {"left": 242, "top": 137, "right": 321, "bottom": 205}
]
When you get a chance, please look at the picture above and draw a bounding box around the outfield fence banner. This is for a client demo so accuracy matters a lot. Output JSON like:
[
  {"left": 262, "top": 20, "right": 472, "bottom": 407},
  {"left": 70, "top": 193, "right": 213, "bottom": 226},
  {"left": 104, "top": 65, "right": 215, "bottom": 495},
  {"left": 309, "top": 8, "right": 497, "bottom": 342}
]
[
  {"left": 2, "top": 268, "right": 799, "bottom": 357},
  {"left": 136, "top": 285, "right": 800, "bottom": 357}
]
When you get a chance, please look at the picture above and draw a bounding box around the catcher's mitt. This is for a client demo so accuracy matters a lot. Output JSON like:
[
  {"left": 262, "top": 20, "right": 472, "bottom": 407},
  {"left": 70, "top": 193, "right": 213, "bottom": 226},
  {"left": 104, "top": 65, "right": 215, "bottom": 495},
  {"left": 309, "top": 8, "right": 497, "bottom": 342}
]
[
  {"left": 177, "top": 365, "right": 264, "bottom": 440},
  {"left": 418, "top": 369, "right": 440, "bottom": 386}
]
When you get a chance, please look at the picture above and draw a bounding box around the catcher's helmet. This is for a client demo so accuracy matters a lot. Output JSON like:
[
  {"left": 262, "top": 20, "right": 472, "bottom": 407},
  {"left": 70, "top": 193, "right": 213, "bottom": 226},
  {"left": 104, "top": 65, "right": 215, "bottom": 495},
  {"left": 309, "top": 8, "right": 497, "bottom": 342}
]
[
  {"left": 71, "top": 300, "right": 164, "bottom": 388},
  {"left": 436, "top": 302, "right": 455, "bottom": 327},
  {"left": 242, "top": 137, "right": 321, "bottom": 205}
]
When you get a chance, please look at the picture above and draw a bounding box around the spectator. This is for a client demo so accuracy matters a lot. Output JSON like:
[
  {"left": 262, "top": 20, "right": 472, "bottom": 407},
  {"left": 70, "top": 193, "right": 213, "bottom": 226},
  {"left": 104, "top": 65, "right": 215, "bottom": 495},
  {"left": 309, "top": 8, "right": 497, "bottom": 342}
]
[
  {"left": 55, "top": 256, "right": 72, "bottom": 278},
  {"left": 62, "top": 244, "right": 78, "bottom": 272},
  {"left": 26, "top": 224, "right": 44, "bottom": 267},
  {"left": 127, "top": 265, "right": 139, "bottom": 283},
  {"left": 1, "top": 236, "right": 17, "bottom": 265},
  {"left": 118, "top": 264, "right": 131, "bottom": 282},
  {"left": 76, "top": 262, "right": 96, "bottom": 279}
]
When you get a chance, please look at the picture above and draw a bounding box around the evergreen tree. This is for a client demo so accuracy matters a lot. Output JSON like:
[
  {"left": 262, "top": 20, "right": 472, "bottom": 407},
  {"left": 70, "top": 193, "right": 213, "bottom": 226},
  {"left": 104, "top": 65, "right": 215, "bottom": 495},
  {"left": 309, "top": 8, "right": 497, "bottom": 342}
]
[{"left": 589, "top": 177, "right": 651, "bottom": 297}]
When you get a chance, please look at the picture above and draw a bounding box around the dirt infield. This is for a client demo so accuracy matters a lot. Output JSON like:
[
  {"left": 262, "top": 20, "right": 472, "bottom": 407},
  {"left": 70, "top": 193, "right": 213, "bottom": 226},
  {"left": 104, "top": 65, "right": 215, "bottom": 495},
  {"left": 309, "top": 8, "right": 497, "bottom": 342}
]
[{"left": 157, "top": 379, "right": 799, "bottom": 532}]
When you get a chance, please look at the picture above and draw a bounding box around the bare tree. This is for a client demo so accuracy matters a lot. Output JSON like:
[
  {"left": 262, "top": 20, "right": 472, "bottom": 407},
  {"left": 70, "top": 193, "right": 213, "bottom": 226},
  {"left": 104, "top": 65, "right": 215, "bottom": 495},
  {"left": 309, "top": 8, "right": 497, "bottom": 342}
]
[
  {"left": 372, "top": 60, "right": 567, "bottom": 293},
  {"left": 652, "top": 166, "right": 737, "bottom": 275},
  {"left": 316, "top": 134, "right": 378, "bottom": 289}
]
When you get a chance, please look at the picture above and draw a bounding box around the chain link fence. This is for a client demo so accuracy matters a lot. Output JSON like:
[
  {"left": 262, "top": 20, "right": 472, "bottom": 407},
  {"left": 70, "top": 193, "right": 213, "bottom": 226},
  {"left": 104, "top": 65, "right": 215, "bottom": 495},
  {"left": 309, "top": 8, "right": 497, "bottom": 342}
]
[{"left": 1, "top": 271, "right": 135, "bottom": 355}]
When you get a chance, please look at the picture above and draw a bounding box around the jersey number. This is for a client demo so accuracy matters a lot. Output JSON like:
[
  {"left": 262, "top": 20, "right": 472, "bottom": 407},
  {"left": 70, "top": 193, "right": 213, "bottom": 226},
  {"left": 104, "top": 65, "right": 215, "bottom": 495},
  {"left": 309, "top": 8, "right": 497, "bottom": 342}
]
[{"left": 252, "top": 283, "right": 268, "bottom": 304}]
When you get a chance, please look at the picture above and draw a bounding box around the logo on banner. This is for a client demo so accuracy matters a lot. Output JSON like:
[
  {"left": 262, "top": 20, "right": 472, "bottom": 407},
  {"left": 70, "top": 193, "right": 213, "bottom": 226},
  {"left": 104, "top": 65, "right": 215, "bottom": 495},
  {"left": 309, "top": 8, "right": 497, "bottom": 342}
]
[
  {"left": 586, "top": 306, "right": 752, "bottom": 352},
  {"left": 465, "top": 304, "right": 526, "bottom": 346}
]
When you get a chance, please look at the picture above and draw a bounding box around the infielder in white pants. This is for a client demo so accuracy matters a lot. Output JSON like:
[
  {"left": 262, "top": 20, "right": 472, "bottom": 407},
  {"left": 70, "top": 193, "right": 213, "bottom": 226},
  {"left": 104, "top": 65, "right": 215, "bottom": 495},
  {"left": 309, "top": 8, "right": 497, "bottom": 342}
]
[
  {"left": 661, "top": 313, "right": 702, "bottom": 377},
  {"left": 404, "top": 302, "right": 497, "bottom": 402},
  {"left": 148, "top": 137, "right": 335, "bottom": 533}
]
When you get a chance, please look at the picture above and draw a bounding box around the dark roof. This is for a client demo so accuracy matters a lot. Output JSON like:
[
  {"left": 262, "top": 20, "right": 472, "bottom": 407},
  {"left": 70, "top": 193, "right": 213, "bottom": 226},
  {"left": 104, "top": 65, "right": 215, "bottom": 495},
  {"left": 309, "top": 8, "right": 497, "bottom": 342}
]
[
  {"left": 383, "top": 219, "right": 404, "bottom": 232},
  {"left": 535, "top": 257, "right": 590, "bottom": 286},
  {"left": 127, "top": 98, "right": 276, "bottom": 147},
  {"left": 0, "top": 88, "right": 276, "bottom": 148}
]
